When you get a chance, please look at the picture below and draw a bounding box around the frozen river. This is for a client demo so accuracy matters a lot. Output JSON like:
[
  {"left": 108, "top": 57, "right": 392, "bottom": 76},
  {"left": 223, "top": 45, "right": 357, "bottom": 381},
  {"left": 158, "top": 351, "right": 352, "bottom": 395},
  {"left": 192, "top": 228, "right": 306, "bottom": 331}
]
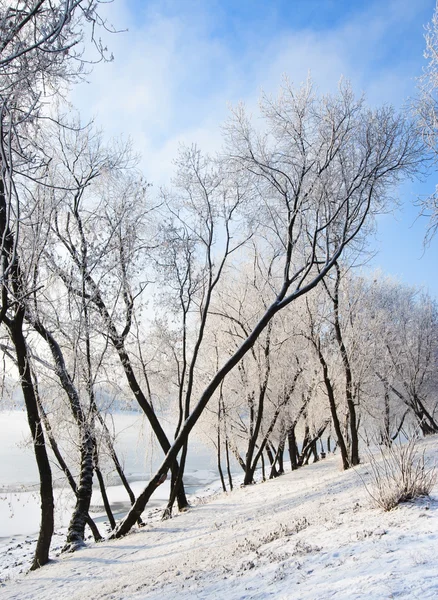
[{"left": 0, "top": 410, "right": 218, "bottom": 538}]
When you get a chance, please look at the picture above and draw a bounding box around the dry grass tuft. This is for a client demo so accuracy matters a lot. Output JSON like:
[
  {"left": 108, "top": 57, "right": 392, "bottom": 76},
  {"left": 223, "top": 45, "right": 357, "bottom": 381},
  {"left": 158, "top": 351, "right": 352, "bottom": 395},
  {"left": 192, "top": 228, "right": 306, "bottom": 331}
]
[{"left": 363, "top": 437, "right": 436, "bottom": 511}]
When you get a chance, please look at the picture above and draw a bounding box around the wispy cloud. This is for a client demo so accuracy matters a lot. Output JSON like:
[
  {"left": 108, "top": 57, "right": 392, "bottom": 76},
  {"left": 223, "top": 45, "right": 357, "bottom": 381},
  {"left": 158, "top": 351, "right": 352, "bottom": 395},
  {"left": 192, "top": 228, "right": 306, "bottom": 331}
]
[{"left": 71, "top": 0, "right": 432, "bottom": 183}]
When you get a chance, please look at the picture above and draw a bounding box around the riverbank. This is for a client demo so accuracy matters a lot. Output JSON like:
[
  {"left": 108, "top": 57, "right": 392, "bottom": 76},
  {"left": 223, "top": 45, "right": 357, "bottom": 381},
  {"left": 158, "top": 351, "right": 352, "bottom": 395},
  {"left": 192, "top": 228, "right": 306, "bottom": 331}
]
[
  {"left": 0, "top": 409, "right": 218, "bottom": 534},
  {"left": 0, "top": 472, "right": 224, "bottom": 583}
]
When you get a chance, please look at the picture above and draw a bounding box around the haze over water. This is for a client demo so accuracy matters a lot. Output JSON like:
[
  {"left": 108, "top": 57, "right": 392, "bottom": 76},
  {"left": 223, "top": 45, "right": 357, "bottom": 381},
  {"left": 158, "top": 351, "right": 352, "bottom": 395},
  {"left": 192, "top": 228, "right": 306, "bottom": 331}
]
[{"left": 0, "top": 410, "right": 217, "bottom": 537}]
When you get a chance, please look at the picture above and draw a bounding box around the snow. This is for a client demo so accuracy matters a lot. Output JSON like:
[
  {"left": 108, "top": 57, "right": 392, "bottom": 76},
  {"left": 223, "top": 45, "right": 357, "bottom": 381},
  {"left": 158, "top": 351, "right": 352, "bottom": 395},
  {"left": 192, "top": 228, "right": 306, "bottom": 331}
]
[
  {"left": 1, "top": 436, "right": 437, "bottom": 599},
  {"left": 0, "top": 409, "right": 218, "bottom": 539}
]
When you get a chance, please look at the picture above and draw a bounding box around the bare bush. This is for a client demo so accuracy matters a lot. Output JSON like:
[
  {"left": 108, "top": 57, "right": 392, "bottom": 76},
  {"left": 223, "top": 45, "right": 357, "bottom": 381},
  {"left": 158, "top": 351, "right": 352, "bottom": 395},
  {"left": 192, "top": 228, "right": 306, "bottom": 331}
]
[{"left": 363, "top": 437, "right": 437, "bottom": 511}]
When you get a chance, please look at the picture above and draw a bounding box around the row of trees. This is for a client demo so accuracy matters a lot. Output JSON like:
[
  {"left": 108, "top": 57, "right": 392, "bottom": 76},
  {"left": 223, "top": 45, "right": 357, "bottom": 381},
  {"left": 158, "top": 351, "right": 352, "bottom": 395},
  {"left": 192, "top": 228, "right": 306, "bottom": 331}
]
[
  {"left": 198, "top": 266, "right": 438, "bottom": 489},
  {"left": 0, "top": 0, "right": 437, "bottom": 571}
]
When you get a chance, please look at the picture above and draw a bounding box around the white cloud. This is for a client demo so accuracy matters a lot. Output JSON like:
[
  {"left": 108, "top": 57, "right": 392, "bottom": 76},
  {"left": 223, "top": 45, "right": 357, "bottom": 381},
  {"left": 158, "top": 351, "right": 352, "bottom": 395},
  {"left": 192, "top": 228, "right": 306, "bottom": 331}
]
[{"left": 70, "top": 0, "right": 432, "bottom": 185}]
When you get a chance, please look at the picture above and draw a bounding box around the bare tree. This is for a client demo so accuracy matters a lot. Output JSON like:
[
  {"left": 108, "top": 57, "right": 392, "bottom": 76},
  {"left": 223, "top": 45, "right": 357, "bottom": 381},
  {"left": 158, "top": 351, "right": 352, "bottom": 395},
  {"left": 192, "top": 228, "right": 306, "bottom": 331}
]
[
  {"left": 300, "top": 291, "right": 351, "bottom": 470},
  {"left": 415, "top": 0, "right": 438, "bottom": 242},
  {"left": 110, "top": 78, "right": 422, "bottom": 538},
  {"left": 320, "top": 263, "right": 365, "bottom": 465},
  {"left": 0, "top": 0, "right": 113, "bottom": 293},
  {"left": 151, "top": 145, "right": 249, "bottom": 515},
  {"left": 40, "top": 124, "right": 196, "bottom": 514},
  {"left": 372, "top": 281, "right": 438, "bottom": 435},
  {"left": 0, "top": 0, "right": 117, "bottom": 569}
]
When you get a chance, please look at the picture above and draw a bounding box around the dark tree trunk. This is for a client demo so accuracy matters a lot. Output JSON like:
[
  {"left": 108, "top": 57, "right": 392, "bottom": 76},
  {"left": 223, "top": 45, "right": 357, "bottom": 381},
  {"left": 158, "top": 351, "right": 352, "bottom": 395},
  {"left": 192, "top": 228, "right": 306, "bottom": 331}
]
[
  {"left": 412, "top": 393, "right": 438, "bottom": 435},
  {"left": 287, "top": 426, "right": 299, "bottom": 470},
  {"left": 1, "top": 175, "right": 55, "bottom": 568},
  {"left": 163, "top": 446, "right": 190, "bottom": 518},
  {"left": 319, "top": 437, "right": 326, "bottom": 459},
  {"left": 276, "top": 431, "right": 286, "bottom": 475},
  {"left": 298, "top": 419, "right": 311, "bottom": 467},
  {"left": 266, "top": 442, "right": 280, "bottom": 479},
  {"left": 316, "top": 342, "right": 350, "bottom": 470},
  {"left": 383, "top": 383, "right": 391, "bottom": 445},
  {"left": 243, "top": 394, "right": 265, "bottom": 484},
  {"left": 63, "top": 428, "right": 95, "bottom": 552},
  {"left": 217, "top": 446, "right": 226, "bottom": 492},
  {"left": 260, "top": 450, "right": 266, "bottom": 481},
  {"left": 391, "top": 410, "right": 409, "bottom": 442},
  {"left": 7, "top": 314, "right": 54, "bottom": 569},
  {"left": 312, "top": 440, "right": 319, "bottom": 463},
  {"left": 216, "top": 409, "right": 226, "bottom": 492},
  {"left": 225, "top": 437, "right": 233, "bottom": 491},
  {"left": 331, "top": 263, "right": 360, "bottom": 466},
  {"left": 94, "top": 448, "right": 116, "bottom": 531}
]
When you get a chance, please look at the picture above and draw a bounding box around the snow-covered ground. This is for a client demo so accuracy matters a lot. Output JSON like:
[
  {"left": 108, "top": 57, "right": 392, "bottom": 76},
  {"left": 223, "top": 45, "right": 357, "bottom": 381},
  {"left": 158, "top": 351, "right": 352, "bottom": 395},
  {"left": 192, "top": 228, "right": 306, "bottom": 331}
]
[{"left": 1, "top": 436, "right": 437, "bottom": 600}]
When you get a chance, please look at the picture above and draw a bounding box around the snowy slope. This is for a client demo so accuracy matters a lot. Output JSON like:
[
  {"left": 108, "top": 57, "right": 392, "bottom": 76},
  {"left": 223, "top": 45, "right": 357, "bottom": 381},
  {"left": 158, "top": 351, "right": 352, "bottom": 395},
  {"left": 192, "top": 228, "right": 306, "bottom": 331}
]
[{"left": 1, "top": 436, "right": 437, "bottom": 600}]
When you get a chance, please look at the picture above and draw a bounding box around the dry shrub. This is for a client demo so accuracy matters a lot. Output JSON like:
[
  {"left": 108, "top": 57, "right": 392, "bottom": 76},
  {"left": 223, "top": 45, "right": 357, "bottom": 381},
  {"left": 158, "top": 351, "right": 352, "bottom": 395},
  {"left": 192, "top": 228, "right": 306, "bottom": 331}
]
[{"left": 364, "top": 437, "right": 436, "bottom": 511}]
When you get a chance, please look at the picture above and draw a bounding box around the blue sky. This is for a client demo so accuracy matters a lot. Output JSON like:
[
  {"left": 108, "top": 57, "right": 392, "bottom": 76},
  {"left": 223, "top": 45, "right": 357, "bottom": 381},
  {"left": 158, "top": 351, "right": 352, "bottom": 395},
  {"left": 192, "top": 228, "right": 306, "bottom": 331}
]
[{"left": 72, "top": 0, "right": 438, "bottom": 296}]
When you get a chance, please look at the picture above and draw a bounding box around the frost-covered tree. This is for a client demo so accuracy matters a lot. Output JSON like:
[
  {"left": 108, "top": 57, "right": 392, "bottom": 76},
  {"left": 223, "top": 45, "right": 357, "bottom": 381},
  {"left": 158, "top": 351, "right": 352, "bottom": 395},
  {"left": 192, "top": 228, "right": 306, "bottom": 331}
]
[
  {"left": 371, "top": 280, "right": 438, "bottom": 436},
  {"left": 0, "top": 0, "right": 115, "bottom": 570},
  {"left": 29, "top": 121, "right": 155, "bottom": 548},
  {"left": 111, "top": 78, "right": 422, "bottom": 539},
  {"left": 416, "top": 0, "right": 438, "bottom": 242}
]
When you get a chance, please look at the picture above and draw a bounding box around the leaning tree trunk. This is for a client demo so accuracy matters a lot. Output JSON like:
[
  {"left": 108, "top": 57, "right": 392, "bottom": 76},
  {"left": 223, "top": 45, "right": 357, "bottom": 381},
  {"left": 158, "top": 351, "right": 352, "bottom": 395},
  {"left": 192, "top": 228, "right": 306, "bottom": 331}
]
[
  {"left": 412, "top": 393, "right": 438, "bottom": 435},
  {"left": 225, "top": 437, "right": 234, "bottom": 491},
  {"left": 298, "top": 418, "right": 311, "bottom": 467}
]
